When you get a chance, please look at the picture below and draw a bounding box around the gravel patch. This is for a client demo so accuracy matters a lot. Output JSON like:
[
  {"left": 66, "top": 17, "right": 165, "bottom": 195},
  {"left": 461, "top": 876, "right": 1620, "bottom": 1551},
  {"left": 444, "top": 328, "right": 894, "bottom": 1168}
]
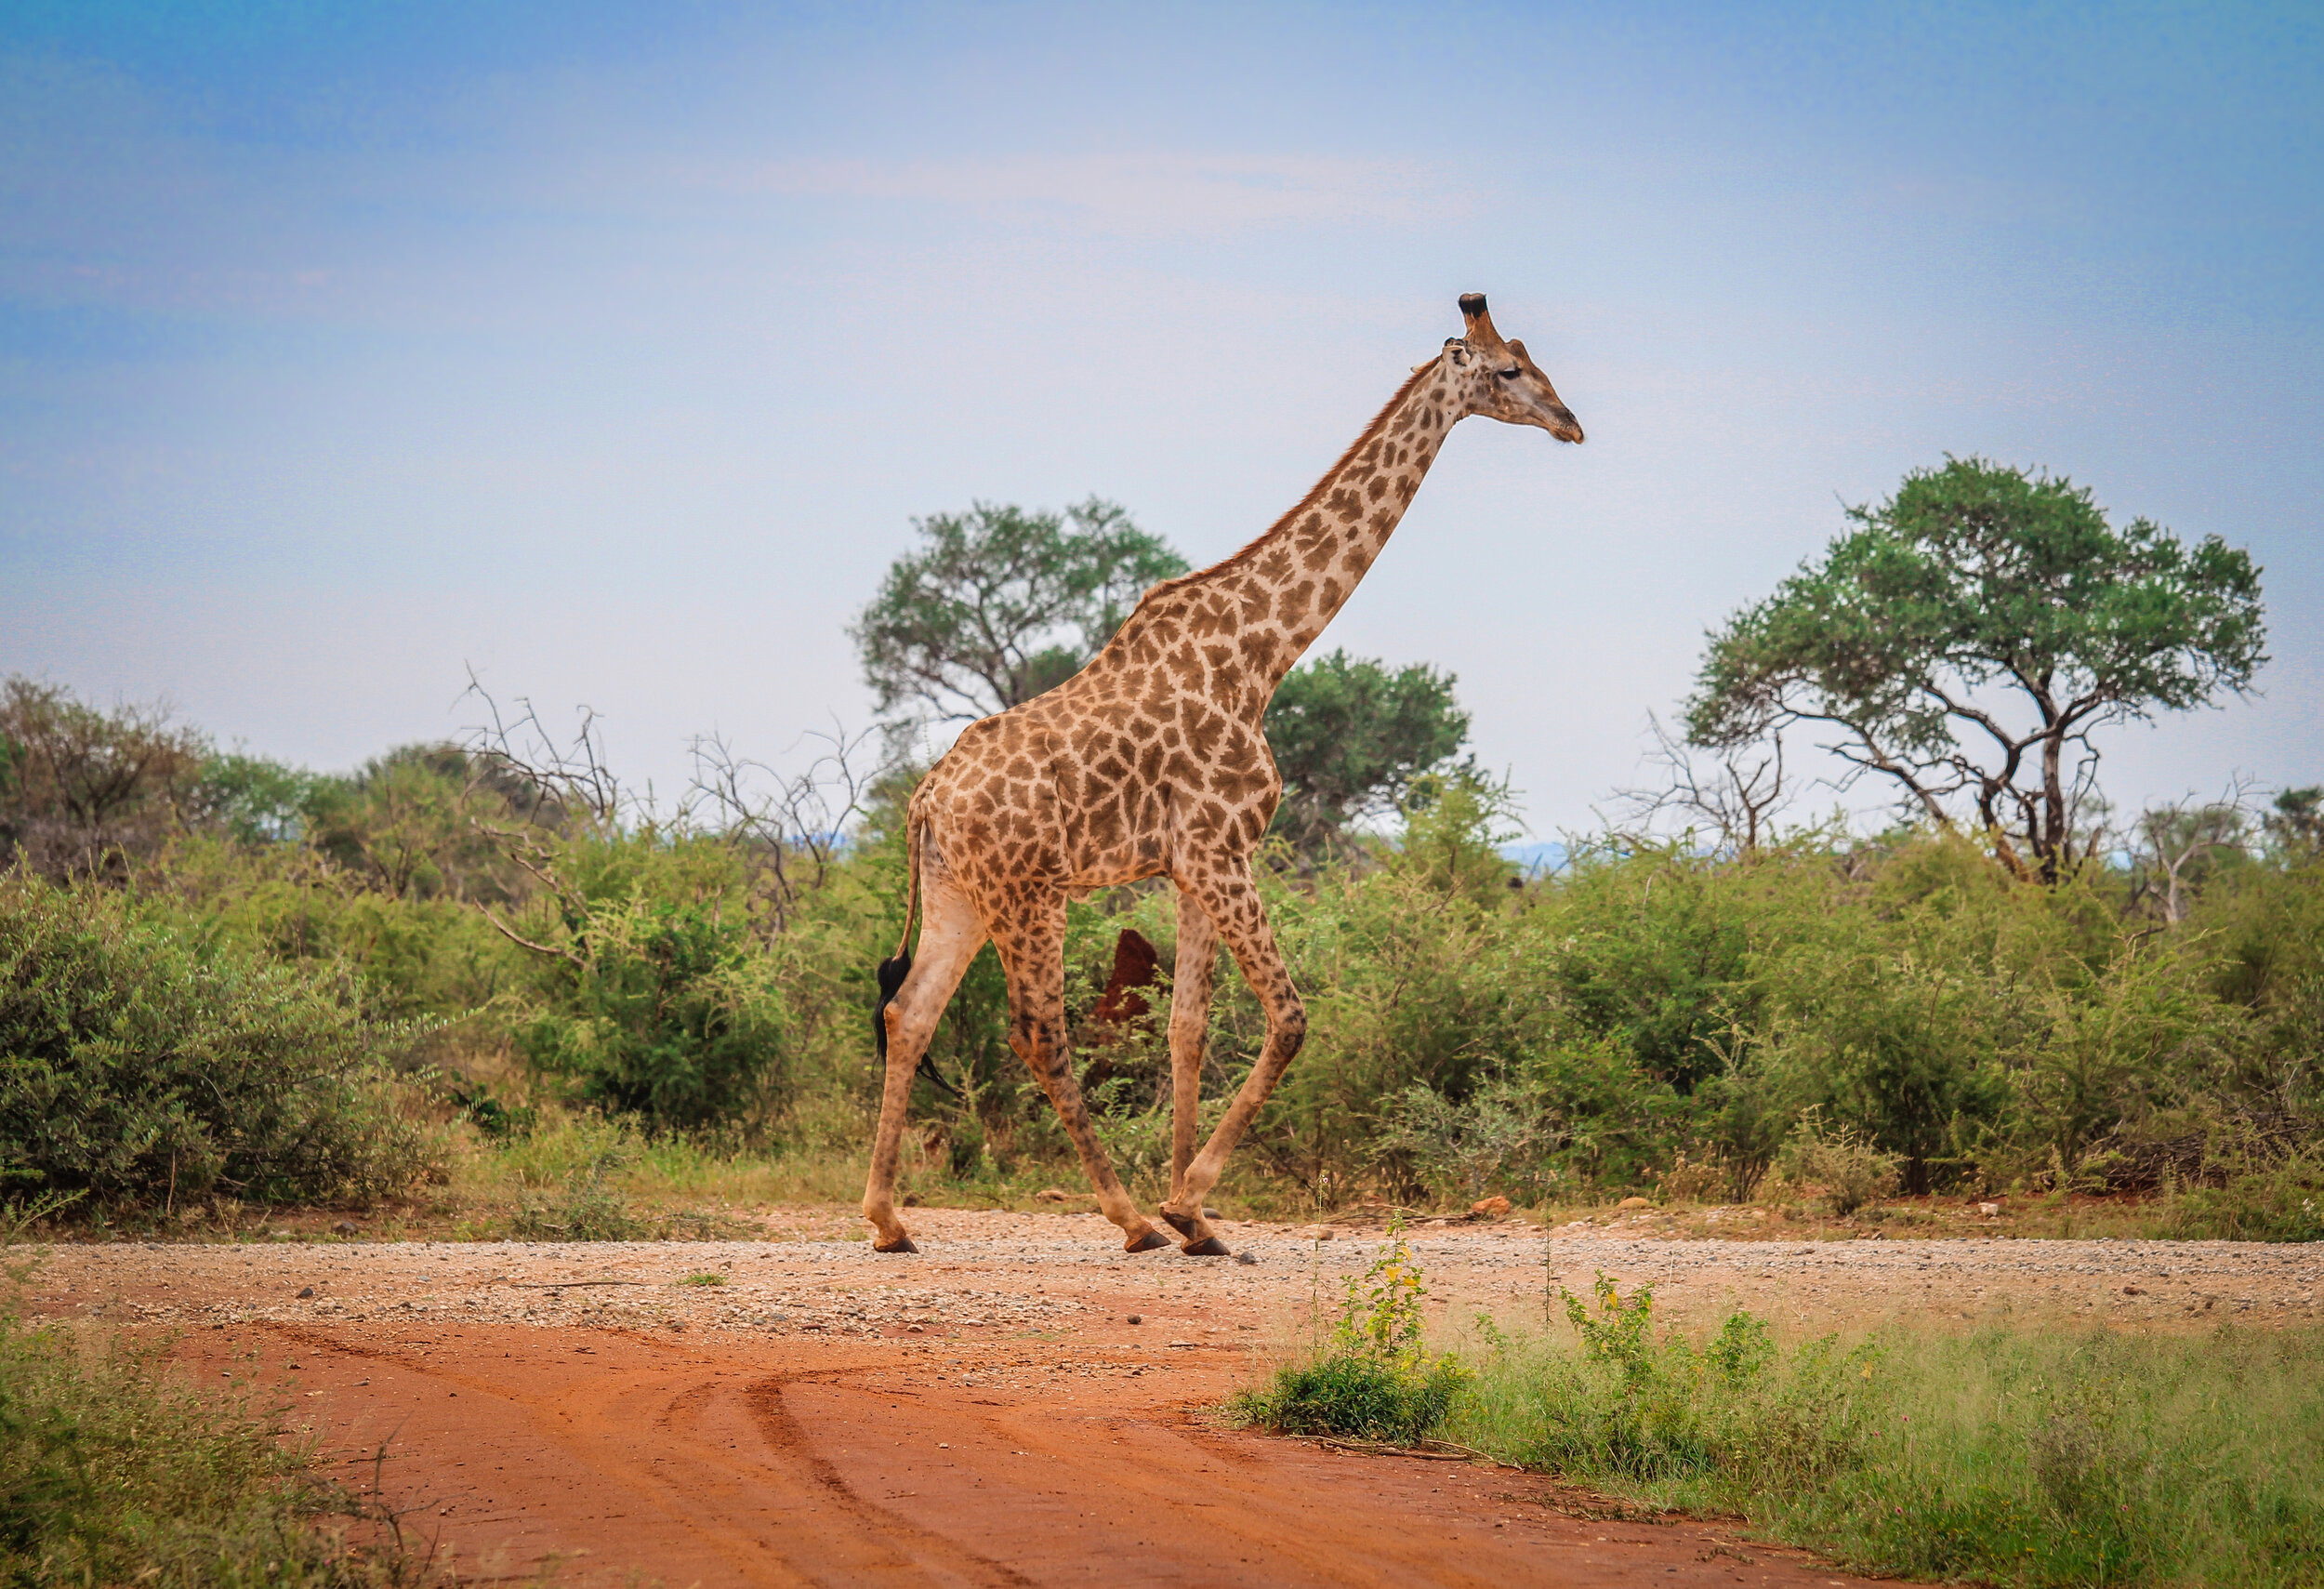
[{"left": 23, "top": 1210, "right": 2321, "bottom": 1343}]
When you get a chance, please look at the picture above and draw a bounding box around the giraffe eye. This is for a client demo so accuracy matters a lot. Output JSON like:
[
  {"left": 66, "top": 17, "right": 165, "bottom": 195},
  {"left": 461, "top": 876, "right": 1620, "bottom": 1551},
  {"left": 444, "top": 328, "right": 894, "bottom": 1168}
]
[{"left": 1498, "top": 365, "right": 1522, "bottom": 378}]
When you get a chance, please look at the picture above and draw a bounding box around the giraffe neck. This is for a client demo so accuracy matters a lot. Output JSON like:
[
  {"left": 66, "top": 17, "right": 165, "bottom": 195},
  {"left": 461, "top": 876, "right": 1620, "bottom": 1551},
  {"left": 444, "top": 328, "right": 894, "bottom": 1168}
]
[{"left": 1189, "top": 354, "right": 1461, "bottom": 697}]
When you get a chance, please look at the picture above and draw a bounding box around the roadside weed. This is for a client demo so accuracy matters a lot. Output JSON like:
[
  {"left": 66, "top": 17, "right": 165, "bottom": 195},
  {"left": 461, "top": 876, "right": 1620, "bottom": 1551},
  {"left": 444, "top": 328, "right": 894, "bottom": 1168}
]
[{"left": 1232, "top": 1218, "right": 1470, "bottom": 1443}]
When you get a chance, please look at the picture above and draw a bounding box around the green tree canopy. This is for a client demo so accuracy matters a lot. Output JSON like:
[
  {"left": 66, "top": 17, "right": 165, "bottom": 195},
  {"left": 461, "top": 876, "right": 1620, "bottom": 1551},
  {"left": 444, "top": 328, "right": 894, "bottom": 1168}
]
[
  {"left": 850, "top": 498, "right": 1188, "bottom": 726},
  {"left": 0, "top": 675, "right": 211, "bottom": 878},
  {"left": 1684, "top": 457, "right": 2265, "bottom": 881},
  {"left": 1265, "top": 650, "right": 1471, "bottom": 855}
]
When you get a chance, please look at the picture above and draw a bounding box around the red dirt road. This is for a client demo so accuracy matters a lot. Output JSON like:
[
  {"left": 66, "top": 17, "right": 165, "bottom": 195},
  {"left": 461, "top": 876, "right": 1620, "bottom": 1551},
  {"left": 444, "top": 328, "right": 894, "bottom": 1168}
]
[
  {"left": 48, "top": 1211, "right": 2309, "bottom": 1585},
  {"left": 210, "top": 1320, "right": 1865, "bottom": 1588}
]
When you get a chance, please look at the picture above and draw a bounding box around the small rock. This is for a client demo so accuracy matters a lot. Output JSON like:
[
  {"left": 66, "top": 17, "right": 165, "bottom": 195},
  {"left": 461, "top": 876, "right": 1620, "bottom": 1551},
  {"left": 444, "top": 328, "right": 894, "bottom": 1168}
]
[
  {"left": 297, "top": 1286, "right": 315, "bottom": 1299},
  {"left": 1126, "top": 1314, "right": 1142, "bottom": 1325},
  {"left": 1301, "top": 1225, "right": 1335, "bottom": 1241},
  {"left": 1234, "top": 1251, "right": 1259, "bottom": 1265},
  {"left": 1617, "top": 1197, "right": 1654, "bottom": 1211},
  {"left": 2122, "top": 1285, "right": 2145, "bottom": 1296},
  {"left": 1036, "top": 1188, "right": 1071, "bottom": 1202},
  {"left": 903, "top": 1193, "right": 921, "bottom": 1207},
  {"left": 1203, "top": 1207, "right": 1222, "bottom": 1219},
  {"left": 332, "top": 1220, "right": 358, "bottom": 1237},
  {"left": 1472, "top": 1196, "right": 1513, "bottom": 1218}
]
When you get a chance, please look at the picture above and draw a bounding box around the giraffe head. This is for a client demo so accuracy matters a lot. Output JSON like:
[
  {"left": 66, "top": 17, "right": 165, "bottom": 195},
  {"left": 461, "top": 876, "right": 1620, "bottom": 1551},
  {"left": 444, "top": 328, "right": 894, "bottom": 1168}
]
[{"left": 1442, "top": 292, "right": 1584, "bottom": 444}]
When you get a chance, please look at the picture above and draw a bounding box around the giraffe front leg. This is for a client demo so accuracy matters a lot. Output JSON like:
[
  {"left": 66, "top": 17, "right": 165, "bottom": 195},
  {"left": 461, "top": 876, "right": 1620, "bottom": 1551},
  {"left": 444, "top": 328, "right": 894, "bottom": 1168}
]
[
  {"left": 1160, "top": 861, "right": 1306, "bottom": 1245},
  {"left": 993, "top": 899, "right": 1170, "bottom": 1253},
  {"left": 863, "top": 872, "right": 987, "bottom": 1252},
  {"left": 1167, "top": 889, "right": 1219, "bottom": 1211}
]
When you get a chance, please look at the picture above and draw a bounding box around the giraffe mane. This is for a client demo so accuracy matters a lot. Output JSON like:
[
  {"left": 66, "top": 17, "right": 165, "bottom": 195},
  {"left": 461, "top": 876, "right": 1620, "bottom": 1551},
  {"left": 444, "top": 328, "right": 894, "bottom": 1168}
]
[{"left": 1155, "top": 352, "right": 1445, "bottom": 593}]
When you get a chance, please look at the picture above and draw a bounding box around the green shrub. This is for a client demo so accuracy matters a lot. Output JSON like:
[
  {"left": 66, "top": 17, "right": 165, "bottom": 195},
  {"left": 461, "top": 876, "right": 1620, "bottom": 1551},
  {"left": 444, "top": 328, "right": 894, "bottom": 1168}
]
[
  {"left": 0, "top": 874, "right": 439, "bottom": 1210},
  {"left": 1246, "top": 1351, "right": 1468, "bottom": 1444},
  {"left": 1776, "top": 1113, "right": 1899, "bottom": 1215},
  {"left": 1233, "top": 1221, "right": 1470, "bottom": 1443},
  {"left": 2151, "top": 1149, "right": 2324, "bottom": 1241},
  {"left": 1496, "top": 1274, "right": 1880, "bottom": 1484},
  {"left": 517, "top": 894, "right": 791, "bottom": 1131},
  {"left": 1370, "top": 1076, "right": 1544, "bottom": 1204},
  {"left": 18, "top": 674, "right": 2315, "bottom": 1223}
]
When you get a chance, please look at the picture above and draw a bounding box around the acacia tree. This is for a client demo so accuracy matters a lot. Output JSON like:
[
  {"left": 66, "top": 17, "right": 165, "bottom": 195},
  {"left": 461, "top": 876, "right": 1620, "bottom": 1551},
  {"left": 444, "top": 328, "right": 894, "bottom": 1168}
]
[
  {"left": 850, "top": 498, "right": 1187, "bottom": 728},
  {"left": 1264, "top": 651, "right": 1471, "bottom": 856},
  {"left": 1685, "top": 457, "right": 2265, "bottom": 881},
  {"left": 0, "top": 676, "right": 211, "bottom": 878},
  {"left": 2268, "top": 787, "right": 2323, "bottom": 857}
]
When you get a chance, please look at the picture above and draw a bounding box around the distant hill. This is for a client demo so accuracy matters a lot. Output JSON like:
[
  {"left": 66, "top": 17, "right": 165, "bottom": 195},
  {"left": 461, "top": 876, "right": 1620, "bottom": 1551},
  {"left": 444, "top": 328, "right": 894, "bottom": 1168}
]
[{"left": 1501, "top": 840, "right": 1569, "bottom": 876}]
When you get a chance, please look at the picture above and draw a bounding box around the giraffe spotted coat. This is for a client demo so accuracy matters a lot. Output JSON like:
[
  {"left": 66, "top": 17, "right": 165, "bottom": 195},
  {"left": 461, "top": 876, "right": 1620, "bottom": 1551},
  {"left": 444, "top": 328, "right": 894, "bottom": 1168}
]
[{"left": 865, "top": 294, "right": 1584, "bottom": 1254}]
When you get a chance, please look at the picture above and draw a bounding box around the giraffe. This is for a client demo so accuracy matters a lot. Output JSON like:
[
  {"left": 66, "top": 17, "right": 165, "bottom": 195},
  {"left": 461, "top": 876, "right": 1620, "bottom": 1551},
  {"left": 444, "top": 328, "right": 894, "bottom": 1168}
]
[{"left": 864, "top": 293, "right": 1583, "bottom": 1254}]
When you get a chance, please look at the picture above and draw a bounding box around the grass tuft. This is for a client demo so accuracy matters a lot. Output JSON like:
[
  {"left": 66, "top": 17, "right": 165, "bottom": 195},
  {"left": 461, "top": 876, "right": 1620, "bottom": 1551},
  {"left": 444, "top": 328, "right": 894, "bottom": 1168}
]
[{"left": 1231, "top": 1217, "right": 1471, "bottom": 1445}]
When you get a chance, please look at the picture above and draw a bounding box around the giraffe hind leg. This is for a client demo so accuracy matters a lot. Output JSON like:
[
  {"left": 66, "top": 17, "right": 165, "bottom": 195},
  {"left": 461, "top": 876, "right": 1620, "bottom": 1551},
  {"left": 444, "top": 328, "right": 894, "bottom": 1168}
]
[
  {"left": 989, "top": 894, "right": 1169, "bottom": 1252},
  {"left": 862, "top": 867, "right": 988, "bottom": 1252}
]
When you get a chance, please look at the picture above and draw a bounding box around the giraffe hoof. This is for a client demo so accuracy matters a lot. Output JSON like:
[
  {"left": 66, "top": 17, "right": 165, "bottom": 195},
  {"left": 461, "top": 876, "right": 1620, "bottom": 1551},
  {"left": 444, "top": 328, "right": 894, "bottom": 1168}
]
[
  {"left": 1181, "top": 1236, "right": 1233, "bottom": 1257},
  {"left": 1125, "top": 1228, "right": 1172, "bottom": 1253},
  {"left": 872, "top": 1234, "right": 919, "bottom": 1254}
]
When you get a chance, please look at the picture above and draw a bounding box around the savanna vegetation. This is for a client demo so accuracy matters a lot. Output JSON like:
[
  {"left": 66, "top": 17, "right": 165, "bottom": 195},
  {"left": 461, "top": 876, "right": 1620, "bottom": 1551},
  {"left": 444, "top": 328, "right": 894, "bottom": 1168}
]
[
  {"left": 1235, "top": 1231, "right": 2324, "bottom": 1588},
  {"left": 0, "top": 464, "right": 2313, "bottom": 1243}
]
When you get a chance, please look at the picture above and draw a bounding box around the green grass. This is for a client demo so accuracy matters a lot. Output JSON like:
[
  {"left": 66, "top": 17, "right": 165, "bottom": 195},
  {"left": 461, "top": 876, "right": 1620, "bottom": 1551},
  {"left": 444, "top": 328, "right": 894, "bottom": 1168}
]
[
  {"left": 1, "top": 1273, "right": 441, "bottom": 1586},
  {"left": 1234, "top": 1245, "right": 2323, "bottom": 1588},
  {"left": 1446, "top": 1278, "right": 2324, "bottom": 1588}
]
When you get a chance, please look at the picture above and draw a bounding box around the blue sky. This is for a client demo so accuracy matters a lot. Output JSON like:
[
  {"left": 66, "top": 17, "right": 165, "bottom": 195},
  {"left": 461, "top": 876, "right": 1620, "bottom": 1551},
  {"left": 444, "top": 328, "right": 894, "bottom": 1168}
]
[{"left": 5, "top": 2, "right": 2318, "bottom": 832}]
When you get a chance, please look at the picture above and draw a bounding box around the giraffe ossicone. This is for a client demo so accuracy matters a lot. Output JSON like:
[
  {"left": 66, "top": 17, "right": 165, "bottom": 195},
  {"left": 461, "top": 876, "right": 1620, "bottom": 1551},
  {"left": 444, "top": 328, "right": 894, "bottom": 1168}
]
[{"left": 863, "top": 293, "right": 1583, "bottom": 1255}]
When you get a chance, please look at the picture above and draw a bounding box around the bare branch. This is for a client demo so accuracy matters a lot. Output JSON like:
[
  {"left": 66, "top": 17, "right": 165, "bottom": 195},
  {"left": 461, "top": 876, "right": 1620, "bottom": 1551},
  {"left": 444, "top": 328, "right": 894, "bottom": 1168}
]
[
  {"left": 457, "top": 668, "right": 623, "bottom": 828},
  {"left": 1611, "top": 713, "right": 1793, "bottom": 855},
  {"left": 2131, "top": 775, "right": 2257, "bottom": 923},
  {"left": 476, "top": 904, "right": 585, "bottom": 968}
]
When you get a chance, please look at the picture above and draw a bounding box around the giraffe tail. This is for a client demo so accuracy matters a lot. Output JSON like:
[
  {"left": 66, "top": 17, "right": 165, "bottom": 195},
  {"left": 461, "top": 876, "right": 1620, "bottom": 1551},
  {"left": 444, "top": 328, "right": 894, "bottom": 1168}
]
[{"left": 872, "top": 817, "right": 923, "bottom": 1063}]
